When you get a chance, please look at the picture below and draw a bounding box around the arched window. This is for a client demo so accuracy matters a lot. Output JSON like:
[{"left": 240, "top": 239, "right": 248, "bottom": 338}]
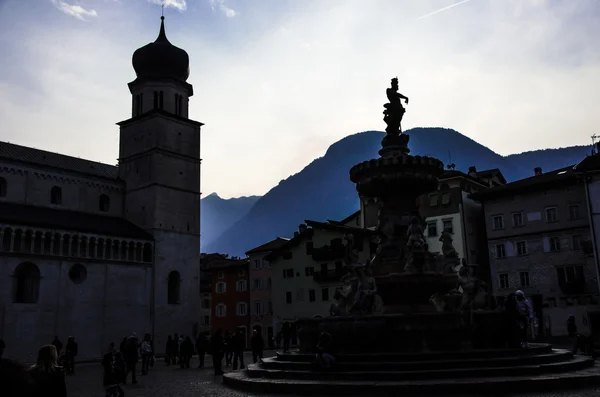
[
  {"left": 168, "top": 271, "right": 181, "bottom": 304},
  {"left": 0, "top": 177, "right": 7, "bottom": 197},
  {"left": 99, "top": 194, "right": 110, "bottom": 212},
  {"left": 13, "top": 262, "right": 40, "bottom": 303},
  {"left": 50, "top": 186, "right": 62, "bottom": 205}
]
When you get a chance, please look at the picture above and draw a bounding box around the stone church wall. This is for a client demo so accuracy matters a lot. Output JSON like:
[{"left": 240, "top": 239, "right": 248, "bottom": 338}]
[{"left": 0, "top": 255, "right": 151, "bottom": 363}]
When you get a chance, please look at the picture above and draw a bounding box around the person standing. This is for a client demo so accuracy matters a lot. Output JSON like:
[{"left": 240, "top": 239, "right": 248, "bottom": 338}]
[
  {"left": 567, "top": 314, "right": 578, "bottom": 353},
  {"left": 251, "top": 329, "right": 264, "bottom": 364},
  {"left": 52, "top": 336, "right": 63, "bottom": 356},
  {"left": 196, "top": 332, "right": 207, "bottom": 369},
  {"left": 28, "top": 344, "right": 67, "bottom": 397},
  {"left": 232, "top": 329, "right": 246, "bottom": 370},
  {"left": 123, "top": 333, "right": 139, "bottom": 384},
  {"left": 65, "top": 336, "right": 78, "bottom": 375},
  {"left": 515, "top": 290, "right": 534, "bottom": 348},
  {"left": 224, "top": 331, "right": 233, "bottom": 367},
  {"left": 211, "top": 329, "right": 224, "bottom": 375},
  {"left": 101, "top": 343, "right": 124, "bottom": 397},
  {"left": 140, "top": 334, "right": 153, "bottom": 375},
  {"left": 282, "top": 322, "right": 291, "bottom": 353},
  {"left": 180, "top": 336, "right": 194, "bottom": 369}
]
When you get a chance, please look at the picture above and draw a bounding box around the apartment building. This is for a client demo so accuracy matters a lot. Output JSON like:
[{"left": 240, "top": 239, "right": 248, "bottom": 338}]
[
  {"left": 265, "top": 220, "right": 375, "bottom": 344},
  {"left": 245, "top": 237, "right": 289, "bottom": 348},
  {"left": 207, "top": 255, "right": 251, "bottom": 344},
  {"left": 472, "top": 166, "right": 598, "bottom": 337}
]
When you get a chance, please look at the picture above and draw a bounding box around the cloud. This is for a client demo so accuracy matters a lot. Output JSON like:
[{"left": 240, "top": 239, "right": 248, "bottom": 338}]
[
  {"left": 50, "top": 0, "right": 98, "bottom": 20},
  {"left": 416, "top": 0, "right": 472, "bottom": 20},
  {"left": 147, "top": 0, "right": 187, "bottom": 12},
  {"left": 210, "top": 0, "right": 236, "bottom": 18}
]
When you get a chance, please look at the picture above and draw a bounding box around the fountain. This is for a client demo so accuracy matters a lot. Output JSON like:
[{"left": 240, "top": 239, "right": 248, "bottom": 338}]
[{"left": 223, "top": 78, "right": 599, "bottom": 395}]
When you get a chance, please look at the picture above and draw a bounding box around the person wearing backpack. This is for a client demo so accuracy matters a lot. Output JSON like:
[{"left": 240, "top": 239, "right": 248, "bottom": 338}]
[{"left": 140, "top": 335, "right": 153, "bottom": 375}]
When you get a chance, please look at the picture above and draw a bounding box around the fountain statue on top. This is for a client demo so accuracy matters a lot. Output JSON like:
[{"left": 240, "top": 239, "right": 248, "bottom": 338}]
[{"left": 380, "top": 77, "right": 411, "bottom": 158}]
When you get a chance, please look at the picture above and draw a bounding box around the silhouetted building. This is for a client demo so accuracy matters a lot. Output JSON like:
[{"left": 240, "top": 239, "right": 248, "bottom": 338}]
[
  {"left": 0, "top": 16, "right": 201, "bottom": 361},
  {"left": 472, "top": 166, "right": 598, "bottom": 337}
]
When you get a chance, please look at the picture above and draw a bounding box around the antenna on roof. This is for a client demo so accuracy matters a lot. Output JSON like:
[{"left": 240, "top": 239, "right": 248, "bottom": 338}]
[{"left": 446, "top": 150, "right": 456, "bottom": 170}]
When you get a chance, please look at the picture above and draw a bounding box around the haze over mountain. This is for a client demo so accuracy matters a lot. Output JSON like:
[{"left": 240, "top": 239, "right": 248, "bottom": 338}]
[
  {"left": 203, "top": 128, "right": 592, "bottom": 256},
  {"left": 200, "top": 193, "right": 261, "bottom": 249}
]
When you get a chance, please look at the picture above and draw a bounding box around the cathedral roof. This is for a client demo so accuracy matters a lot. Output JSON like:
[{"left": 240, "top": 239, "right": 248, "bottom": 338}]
[
  {"left": 132, "top": 16, "right": 190, "bottom": 82},
  {"left": 0, "top": 202, "right": 153, "bottom": 240},
  {"left": 0, "top": 142, "right": 119, "bottom": 180}
]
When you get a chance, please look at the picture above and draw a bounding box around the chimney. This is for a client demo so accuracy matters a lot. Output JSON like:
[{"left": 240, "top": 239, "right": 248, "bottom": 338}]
[
  {"left": 293, "top": 231, "right": 299, "bottom": 237},
  {"left": 299, "top": 224, "right": 308, "bottom": 233},
  {"left": 534, "top": 167, "right": 542, "bottom": 176},
  {"left": 468, "top": 166, "right": 477, "bottom": 177},
  {"left": 595, "top": 142, "right": 600, "bottom": 155}
]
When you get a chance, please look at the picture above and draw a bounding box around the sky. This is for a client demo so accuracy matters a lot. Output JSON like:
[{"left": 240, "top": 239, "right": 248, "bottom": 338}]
[{"left": 0, "top": 0, "right": 599, "bottom": 198}]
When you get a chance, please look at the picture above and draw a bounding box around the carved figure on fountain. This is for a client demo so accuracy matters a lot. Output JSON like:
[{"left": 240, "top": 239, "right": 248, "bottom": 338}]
[
  {"left": 383, "top": 77, "right": 409, "bottom": 136},
  {"left": 348, "top": 262, "right": 384, "bottom": 315},
  {"left": 439, "top": 230, "right": 461, "bottom": 274},
  {"left": 456, "top": 264, "right": 489, "bottom": 311}
]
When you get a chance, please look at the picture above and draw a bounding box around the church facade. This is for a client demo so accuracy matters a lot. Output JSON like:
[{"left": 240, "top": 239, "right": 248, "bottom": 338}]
[{"left": 0, "top": 17, "right": 202, "bottom": 362}]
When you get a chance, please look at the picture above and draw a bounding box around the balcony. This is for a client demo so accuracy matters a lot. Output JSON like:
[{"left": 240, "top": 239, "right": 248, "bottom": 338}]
[
  {"left": 313, "top": 270, "right": 345, "bottom": 283},
  {"left": 311, "top": 245, "right": 345, "bottom": 262}
]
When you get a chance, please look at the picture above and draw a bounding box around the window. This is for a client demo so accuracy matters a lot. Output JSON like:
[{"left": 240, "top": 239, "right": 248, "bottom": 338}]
[
  {"left": 201, "top": 315, "right": 210, "bottom": 325},
  {"left": 306, "top": 242, "right": 314, "bottom": 255},
  {"left": 499, "top": 273, "right": 509, "bottom": 289},
  {"left": 268, "top": 301, "right": 273, "bottom": 314},
  {"left": 267, "top": 277, "right": 272, "bottom": 288},
  {"left": 50, "top": 186, "right": 62, "bottom": 205},
  {"left": 545, "top": 207, "right": 558, "bottom": 222},
  {"left": 285, "top": 291, "right": 292, "bottom": 304},
  {"left": 557, "top": 265, "right": 584, "bottom": 283},
  {"left": 201, "top": 299, "right": 210, "bottom": 309},
  {"left": 216, "top": 304, "right": 226, "bottom": 317},
  {"left": 216, "top": 281, "right": 226, "bottom": 293},
  {"left": 427, "top": 222, "right": 437, "bottom": 237},
  {"left": 321, "top": 288, "right": 329, "bottom": 301},
  {"left": 0, "top": 177, "right": 6, "bottom": 197},
  {"left": 512, "top": 212, "right": 524, "bottom": 227},
  {"left": 309, "top": 289, "right": 316, "bottom": 302},
  {"left": 550, "top": 236, "right": 561, "bottom": 252},
  {"left": 572, "top": 235, "right": 582, "bottom": 250},
  {"left": 99, "top": 194, "right": 110, "bottom": 212},
  {"left": 492, "top": 215, "right": 504, "bottom": 230},
  {"left": 153, "top": 91, "right": 159, "bottom": 109},
  {"left": 442, "top": 219, "right": 453, "bottom": 234},
  {"left": 252, "top": 259, "right": 262, "bottom": 270},
  {"left": 175, "top": 94, "right": 182, "bottom": 116},
  {"left": 305, "top": 267, "right": 314, "bottom": 277},
  {"left": 296, "top": 288, "right": 304, "bottom": 302},
  {"left": 13, "top": 262, "right": 40, "bottom": 303},
  {"left": 253, "top": 301, "right": 264, "bottom": 315},
  {"left": 236, "top": 280, "right": 247, "bottom": 292},
  {"left": 159, "top": 90, "right": 164, "bottom": 109},
  {"left": 238, "top": 269, "right": 246, "bottom": 277},
  {"left": 441, "top": 192, "right": 450, "bottom": 205},
  {"left": 496, "top": 244, "right": 506, "bottom": 258},
  {"left": 167, "top": 271, "right": 181, "bottom": 304},
  {"left": 519, "top": 271, "right": 530, "bottom": 287},
  {"left": 283, "top": 268, "right": 294, "bottom": 278},
  {"left": 516, "top": 241, "right": 527, "bottom": 256},
  {"left": 236, "top": 302, "right": 248, "bottom": 316},
  {"left": 568, "top": 205, "right": 580, "bottom": 220},
  {"left": 218, "top": 271, "right": 224, "bottom": 279},
  {"left": 429, "top": 194, "right": 439, "bottom": 206},
  {"left": 253, "top": 279, "right": 263, "bottom": 290},
  {"left": 68, "top": 263, "right": 87, "bottom": 284}
]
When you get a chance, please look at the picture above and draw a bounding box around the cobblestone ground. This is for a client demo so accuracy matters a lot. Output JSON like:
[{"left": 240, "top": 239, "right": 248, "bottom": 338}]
[{"left": 65, "top": 351, "right": 600, "bottom": 397}]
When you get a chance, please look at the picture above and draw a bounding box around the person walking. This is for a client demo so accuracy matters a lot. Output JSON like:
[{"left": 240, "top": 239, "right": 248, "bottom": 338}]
[
  {"left": 251, "top": 329, "right": 264, "bottom": 364},
  {"left": 281, "top": 322, "right": 291, "bottom": 353},
  {"left": 140, "top": 334, "right": 153, "bottom": 375},
  {"left": 196, "top": 332, "right": 207, "bottom": 368},
  {"left": 211, "top": 329, "right": 224, "bottom": 375},
  {"left": 123, "top": 333, "right": 139, "bottom": 384},
  {"left": 64, "top": 336, "right": 78, "bottom": 375},
  {"left": 232, "top": 329, "right": 246, "bottom": 370}
]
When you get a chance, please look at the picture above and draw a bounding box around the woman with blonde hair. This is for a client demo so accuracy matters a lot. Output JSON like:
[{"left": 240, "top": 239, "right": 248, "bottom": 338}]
[{"left": 28, "top": 344, "right": 67, "bottom": 397}]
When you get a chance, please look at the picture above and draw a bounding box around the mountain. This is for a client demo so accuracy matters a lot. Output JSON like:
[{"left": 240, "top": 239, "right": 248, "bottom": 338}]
[
  {"left": 200, "top": 193, "right": 261, "bottom": 249},
  {"left": 204, "top": 128, "right": 591, "bottom": 256}
]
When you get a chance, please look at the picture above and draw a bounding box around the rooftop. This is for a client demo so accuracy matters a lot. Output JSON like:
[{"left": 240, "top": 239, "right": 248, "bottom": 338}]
[
  {"left": 470, "top": 165, "right": 577, "bottom": 201},
  {"left": 245, "top": 237, "right": 290, "bottom": 256},
  {"left": 0, "top": 141, "right": 119, "bottom": 180},
  {"left": 0, "top": 202, "right": 153, "bottom": 240}
]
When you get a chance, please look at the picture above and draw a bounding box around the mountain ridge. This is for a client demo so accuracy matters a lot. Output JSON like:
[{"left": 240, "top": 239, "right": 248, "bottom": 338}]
[{"left": 203, "top": 128, "right": 591, "bottom": 256}]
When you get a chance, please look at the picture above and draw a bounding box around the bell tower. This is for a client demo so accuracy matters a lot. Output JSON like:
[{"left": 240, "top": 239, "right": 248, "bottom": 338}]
[{"left": 117, "top": 16, "right": 202, "bottom": 349}]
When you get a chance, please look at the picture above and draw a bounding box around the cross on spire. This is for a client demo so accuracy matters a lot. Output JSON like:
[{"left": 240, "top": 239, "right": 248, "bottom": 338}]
[{"left": 161, "top": 4, "right": 164, "bottom": 17}]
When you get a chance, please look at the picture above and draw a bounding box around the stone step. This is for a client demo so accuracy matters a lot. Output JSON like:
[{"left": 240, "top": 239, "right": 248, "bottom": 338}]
[
  {"left": 262, "top": 350, "right": 573, "bottom": 371},
  {"left": 275, "top": 343, "right": 553, "bottom": 362},
  {"left": 223, "top": 364, "right": 600, "bottom": 396},
  {"left": 246, "top": 355, "right": 594, "bottom": 381}
]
